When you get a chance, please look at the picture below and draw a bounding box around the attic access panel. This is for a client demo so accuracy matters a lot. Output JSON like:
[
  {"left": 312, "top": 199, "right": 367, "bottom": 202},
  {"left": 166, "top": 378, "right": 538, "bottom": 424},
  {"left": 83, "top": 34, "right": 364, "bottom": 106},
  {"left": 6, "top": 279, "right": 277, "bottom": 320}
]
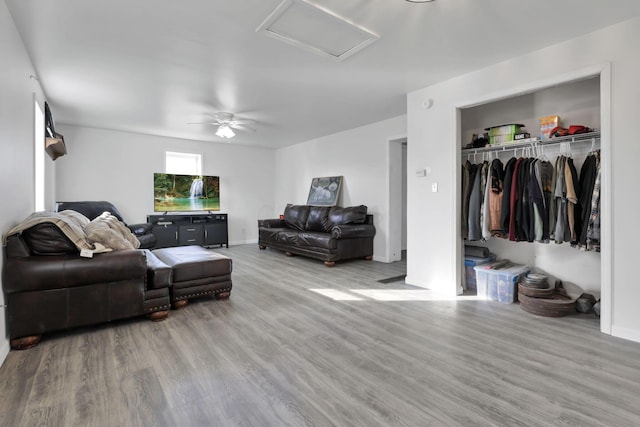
[{"left": 256, "top": 0, "right": 380, "bottom": 61}]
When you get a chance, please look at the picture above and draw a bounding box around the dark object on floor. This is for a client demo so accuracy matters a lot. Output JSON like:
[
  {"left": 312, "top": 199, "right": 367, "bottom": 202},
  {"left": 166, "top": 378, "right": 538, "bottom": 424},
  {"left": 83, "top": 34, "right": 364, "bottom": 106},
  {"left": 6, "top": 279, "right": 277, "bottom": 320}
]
[
  {"left": 593, "top": 299, "right": 601, "bottom": 317},
  {"left": 521, "top": 273, "right": 549, "bottom": 289},
  {"left": 576, "top": 293, "right": 597, "bottom": 313},
  {"left": 153, "top": 245, "right": 232, "bottom": 309},
  {"left": 258, "top": 205, "right": 375, "bottom": 267},
  {"left": 519, "top": 291, "right": 577, "bottom": 317},
  {"left": 554, "top": 280, "right": 569, "bottom": 296},
  {"left": 378, "top": 275, "right": 406, "bottom": 284},
  {"left": 518, "top": 283, "right": 554, "bottom": 298},
  {"left": 56, "top": 200, "right": 157, "bottom": 249}
]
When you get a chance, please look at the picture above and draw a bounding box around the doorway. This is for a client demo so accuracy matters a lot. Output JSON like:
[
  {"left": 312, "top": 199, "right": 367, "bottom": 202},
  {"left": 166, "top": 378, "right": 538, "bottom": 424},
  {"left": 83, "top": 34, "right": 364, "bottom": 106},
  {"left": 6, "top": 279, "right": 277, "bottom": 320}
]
[{"left": 388, "top": 137, "right": 407, "bottom": 263}]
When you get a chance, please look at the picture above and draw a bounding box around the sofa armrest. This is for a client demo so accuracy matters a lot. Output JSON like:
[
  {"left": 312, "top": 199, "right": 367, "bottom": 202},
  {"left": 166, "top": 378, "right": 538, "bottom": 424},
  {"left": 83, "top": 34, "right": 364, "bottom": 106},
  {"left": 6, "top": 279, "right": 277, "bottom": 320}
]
[
  {"left": 330, "top": 224, "right": 376, "bottom": 239},
  {"left": 258, "top": 219, "right": 286, "bottom": 228},
  {"left": 143, "top": 249, "right": 171, "bottom": 290},
  {"left": 128, "top": 222, "right": 153, "bottom": 236}
]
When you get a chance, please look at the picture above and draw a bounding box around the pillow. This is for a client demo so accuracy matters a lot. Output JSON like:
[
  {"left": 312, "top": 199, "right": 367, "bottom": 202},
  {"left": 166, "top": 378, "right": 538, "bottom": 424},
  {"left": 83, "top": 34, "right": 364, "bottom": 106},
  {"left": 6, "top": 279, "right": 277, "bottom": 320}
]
[
  {"left": 283, "top": 205, "right": 310, "bottom": 231},
  {"left": 305, "top": 206, "right": 331, "bottom": 232},
  {"left": 21, "top": 223, "right": 78, "bottom": 255},
  {"left": 328, "top": 205, "right": 368, "bottom": 227}
]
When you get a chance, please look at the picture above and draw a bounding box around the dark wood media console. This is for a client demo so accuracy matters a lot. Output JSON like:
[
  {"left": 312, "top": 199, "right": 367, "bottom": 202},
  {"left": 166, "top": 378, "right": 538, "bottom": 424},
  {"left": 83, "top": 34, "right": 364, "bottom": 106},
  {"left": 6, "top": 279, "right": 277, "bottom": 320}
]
[{"left": 147, "top": 213, "right": 228, "bottom": 248}]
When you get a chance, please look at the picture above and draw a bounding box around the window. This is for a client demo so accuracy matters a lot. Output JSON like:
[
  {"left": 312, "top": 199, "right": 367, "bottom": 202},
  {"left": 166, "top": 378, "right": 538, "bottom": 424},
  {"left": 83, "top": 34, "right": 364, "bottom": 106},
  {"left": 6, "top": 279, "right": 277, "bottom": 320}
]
[
  {"left": 34, "top": 99, "right": 45, "bottom": 211},
  {"left": 165, "top": 151, "right": 202, "bottom": 175}
]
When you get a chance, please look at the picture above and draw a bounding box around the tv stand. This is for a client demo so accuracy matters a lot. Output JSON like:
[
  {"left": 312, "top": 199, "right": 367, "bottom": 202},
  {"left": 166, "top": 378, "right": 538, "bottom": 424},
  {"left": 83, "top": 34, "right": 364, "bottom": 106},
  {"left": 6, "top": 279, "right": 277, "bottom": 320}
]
[{"left": 147, "top": 213, "right": 228, "bottom": 249}]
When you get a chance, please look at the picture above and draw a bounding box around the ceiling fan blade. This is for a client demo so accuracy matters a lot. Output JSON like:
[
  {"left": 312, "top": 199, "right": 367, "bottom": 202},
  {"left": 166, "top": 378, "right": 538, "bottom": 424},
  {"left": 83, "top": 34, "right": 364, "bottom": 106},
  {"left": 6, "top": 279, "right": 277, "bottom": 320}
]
[
  {"left": 230, "top": 123, "right": 256, "bottom": 132},
  {"left": 230, "top": 119, "right": 255, "bottom": 126},
  {"left": 188, "top": 121, "right": 222, "bottom": 126}
]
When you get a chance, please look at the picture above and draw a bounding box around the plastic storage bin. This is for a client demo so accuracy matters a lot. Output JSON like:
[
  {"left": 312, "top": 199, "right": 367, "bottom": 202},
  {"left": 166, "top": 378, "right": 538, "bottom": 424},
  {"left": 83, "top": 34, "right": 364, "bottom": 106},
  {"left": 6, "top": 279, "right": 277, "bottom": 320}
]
[
  {"left": 474, "top": 264, "right": 529, "bottom": 302},
  {"left": 497, "top": 265, "right": 530, "bottom": 303},
  {"left": 464, "top": 255, "right": 495, "bottom": 291}
]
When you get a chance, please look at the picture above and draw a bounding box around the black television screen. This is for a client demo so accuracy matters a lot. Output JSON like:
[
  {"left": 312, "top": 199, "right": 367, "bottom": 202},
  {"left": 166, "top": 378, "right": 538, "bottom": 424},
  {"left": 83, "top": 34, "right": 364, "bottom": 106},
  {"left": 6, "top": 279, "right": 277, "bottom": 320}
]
[{"left": 154, "top": 173, "right": 220, "bottom": 212}]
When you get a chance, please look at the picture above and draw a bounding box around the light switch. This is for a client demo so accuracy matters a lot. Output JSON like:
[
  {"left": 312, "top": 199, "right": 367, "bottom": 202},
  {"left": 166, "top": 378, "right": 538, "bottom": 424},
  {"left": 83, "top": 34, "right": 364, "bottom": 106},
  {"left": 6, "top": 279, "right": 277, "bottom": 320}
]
[{"left": 431, "top": 182, "right": 438, "bottom": 192}]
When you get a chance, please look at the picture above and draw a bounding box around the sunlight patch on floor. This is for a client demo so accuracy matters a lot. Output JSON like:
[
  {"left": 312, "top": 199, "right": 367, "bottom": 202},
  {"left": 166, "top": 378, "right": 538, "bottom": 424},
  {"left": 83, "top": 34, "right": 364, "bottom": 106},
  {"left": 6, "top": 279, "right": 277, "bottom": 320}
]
[
  {"left": 309, "top": 289, "right": 365, "bottom": 301},
  {"left": 310, "top": 288, "right": 484, "bottom": 302}
]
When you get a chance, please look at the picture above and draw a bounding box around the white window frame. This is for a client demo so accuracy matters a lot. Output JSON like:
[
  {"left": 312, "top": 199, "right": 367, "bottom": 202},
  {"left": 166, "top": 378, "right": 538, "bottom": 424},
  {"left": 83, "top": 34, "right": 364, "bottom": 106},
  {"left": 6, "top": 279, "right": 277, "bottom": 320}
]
[
  {"left": 34, "top": 98, "right": 45, "bottom": 211},
  {"left": 165, "top": 151, "right": 202, "bottom": 175}
]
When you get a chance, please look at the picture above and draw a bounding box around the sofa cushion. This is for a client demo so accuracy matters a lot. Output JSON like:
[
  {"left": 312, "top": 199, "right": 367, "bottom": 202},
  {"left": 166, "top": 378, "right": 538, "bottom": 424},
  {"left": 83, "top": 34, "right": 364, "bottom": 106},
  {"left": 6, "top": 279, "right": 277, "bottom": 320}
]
[
  {"left": 305, "top": 206, "right": 331, "bottom": 232},
  {"left": 297, "top": 232, "right": 336, "bottom": 250},
  {"left": 21, "top": 223, "right": 78, "bottom": 255},
  {"left": 284, "top": 205, "right": 310, "bottom": 231},
  {"left": 328, "top": 205, "right": 368, "bottom": 227}
]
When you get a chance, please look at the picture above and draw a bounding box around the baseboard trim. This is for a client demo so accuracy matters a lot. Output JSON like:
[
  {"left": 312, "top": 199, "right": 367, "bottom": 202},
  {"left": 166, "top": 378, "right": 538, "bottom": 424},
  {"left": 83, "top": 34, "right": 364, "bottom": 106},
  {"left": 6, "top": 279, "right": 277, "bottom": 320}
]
[
  {"left": 0, "top": 338, "right": 10, "bottom": 368},
  {"left": 227, "top": 239, "right": 258, "bottom": 246},
  {"left": 404, "top": 276, "right": 430, "bottom": 289},
  {"left": 611, "top": 325, "right": 640, "bottom": 344}
]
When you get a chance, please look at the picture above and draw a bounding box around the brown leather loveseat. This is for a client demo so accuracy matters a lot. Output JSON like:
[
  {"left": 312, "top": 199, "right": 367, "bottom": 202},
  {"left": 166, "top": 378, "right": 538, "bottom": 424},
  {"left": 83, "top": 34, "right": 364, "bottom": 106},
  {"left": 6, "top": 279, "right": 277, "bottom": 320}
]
[
  {"left": 2, "top": 213, "right": 171, "bottom": 350},
  {"left": 258, "top": 204, "right": 375, "bottom": 267}
]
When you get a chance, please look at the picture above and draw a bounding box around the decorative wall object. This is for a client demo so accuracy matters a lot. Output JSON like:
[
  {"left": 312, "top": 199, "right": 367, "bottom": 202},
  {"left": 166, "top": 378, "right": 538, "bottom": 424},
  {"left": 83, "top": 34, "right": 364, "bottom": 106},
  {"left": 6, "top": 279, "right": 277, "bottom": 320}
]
[{"left": 306, "top": 176, "right": 343, "bottom": 206}]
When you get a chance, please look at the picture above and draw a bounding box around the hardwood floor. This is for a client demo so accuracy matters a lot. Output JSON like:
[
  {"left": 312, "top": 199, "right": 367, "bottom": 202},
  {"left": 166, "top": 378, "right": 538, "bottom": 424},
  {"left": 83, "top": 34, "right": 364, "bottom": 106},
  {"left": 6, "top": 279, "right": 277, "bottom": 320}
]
[{"left": 1, "top": 244, "right": 640, "bottom": 426}]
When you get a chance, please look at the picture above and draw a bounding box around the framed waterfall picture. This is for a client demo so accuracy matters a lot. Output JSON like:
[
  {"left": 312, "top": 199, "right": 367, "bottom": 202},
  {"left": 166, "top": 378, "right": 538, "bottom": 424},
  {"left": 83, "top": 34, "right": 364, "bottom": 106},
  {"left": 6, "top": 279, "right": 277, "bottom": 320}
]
[{"left": 306, "top": 176, "right": 343, "bottom": 206}]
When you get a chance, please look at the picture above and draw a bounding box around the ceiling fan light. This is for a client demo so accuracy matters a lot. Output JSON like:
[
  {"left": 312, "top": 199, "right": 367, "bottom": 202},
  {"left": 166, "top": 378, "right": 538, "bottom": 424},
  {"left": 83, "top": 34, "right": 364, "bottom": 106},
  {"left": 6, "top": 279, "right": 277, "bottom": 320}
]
[{"left": 216, "top": 124, "right": 236, "bottom": 138}]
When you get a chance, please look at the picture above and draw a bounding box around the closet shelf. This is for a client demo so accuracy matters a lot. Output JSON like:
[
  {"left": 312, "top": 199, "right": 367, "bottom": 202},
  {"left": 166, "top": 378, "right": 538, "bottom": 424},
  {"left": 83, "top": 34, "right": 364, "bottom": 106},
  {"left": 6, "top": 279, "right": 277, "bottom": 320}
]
[{"left": 461, "top": 130, "right": 600, "bottom": 155}]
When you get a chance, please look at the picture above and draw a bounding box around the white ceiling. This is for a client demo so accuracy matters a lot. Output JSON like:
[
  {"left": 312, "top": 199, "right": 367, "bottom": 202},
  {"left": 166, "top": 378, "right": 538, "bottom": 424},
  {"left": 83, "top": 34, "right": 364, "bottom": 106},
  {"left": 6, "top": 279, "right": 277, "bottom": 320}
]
[{"left": 7, "top": 0, "right": 640, "bottom": 149}]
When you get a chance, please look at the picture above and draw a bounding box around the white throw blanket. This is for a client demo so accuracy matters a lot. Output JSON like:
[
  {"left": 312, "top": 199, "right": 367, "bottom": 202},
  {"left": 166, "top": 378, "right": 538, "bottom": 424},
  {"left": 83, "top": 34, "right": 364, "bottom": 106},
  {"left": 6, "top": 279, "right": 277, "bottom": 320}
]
[
  {"left": 85, "top": 212, "right": 140, "bottom": 251},
  {"left": 3, "top": 210, "right": 140, "bottom": 253}
]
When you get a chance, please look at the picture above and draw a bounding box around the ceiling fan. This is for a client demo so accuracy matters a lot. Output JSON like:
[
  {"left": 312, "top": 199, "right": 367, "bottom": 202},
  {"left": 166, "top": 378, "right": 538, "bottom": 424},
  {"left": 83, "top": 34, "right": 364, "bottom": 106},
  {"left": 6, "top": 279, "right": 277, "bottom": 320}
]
[{"left": 190, "top": 112, "right": 255, "bottom": 139}]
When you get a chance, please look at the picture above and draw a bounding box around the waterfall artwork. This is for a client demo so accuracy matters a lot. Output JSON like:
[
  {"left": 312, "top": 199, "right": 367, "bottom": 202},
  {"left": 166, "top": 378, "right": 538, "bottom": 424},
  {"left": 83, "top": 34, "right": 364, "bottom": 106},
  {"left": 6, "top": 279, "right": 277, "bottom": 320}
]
[{"left": 154, "top": 173, "right": 220, "bottom": 212}]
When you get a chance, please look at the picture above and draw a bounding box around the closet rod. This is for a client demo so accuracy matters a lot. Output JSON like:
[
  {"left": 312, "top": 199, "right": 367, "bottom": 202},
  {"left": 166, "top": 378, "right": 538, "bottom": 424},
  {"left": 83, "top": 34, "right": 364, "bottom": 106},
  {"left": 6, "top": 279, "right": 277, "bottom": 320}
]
[{"left": 461, "top": 130, "right": 601, "bottom": 156}]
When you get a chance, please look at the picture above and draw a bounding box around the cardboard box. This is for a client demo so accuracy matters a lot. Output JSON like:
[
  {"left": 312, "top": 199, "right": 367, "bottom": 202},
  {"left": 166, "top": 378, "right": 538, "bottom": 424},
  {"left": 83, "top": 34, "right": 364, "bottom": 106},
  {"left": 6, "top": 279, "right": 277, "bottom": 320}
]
[{"left": 539, "top": 115, "right": 560, "bottom": 140}]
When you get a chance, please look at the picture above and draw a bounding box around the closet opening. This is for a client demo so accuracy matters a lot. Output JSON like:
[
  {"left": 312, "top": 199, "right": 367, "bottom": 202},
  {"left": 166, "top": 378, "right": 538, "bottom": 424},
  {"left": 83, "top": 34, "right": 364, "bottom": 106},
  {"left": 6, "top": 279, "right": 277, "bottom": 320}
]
[{"left": 455, "top": 65, "right": 611, "bottom": 334}]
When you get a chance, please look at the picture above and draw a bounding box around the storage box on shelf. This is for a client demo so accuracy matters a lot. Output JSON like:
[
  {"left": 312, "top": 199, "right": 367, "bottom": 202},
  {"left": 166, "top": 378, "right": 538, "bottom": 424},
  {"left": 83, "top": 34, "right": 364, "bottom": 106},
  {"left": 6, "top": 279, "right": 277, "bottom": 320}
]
[
  {"left": 539, "top": 115, "right": 560, "bottom": 140},
  {"left": 487, "top": 124, "right": 523, "bottom": 145},
  {"left": 474, "top": 264, "right": 530, "bottom": 302}
]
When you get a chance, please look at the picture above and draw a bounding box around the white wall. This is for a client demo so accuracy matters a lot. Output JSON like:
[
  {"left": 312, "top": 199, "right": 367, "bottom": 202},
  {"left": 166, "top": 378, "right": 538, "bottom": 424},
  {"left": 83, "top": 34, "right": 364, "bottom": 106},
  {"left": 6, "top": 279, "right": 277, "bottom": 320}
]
[
  {"left": 55, "top": 126, "right": 275, "bottom": 245},
  {"left": 407, "top": 17, "right": 640, "bottom": 342},
  {"left": 273, "top": 115, "right": 407, "bottom": 262},
  {"left": 0, "top": 1, "right": 48, "bottom": 364}
]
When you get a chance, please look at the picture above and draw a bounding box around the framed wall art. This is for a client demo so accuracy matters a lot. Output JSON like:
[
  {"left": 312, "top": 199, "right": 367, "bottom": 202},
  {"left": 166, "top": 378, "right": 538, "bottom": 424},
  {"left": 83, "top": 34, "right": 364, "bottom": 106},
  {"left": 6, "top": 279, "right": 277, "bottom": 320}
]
[{"left": 306, "top": 176, "right": 343, "bottom": 206}]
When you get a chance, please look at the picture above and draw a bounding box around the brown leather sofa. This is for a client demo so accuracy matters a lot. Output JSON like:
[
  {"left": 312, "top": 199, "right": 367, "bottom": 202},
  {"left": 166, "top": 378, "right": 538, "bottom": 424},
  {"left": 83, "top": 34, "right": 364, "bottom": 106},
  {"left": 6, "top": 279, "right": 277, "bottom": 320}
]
[
  {"left": 3, "top": 224, "right": 171, "bottom": 349},
  {"left": 258, "top": 204, "right": 375, "bottom": 267}
]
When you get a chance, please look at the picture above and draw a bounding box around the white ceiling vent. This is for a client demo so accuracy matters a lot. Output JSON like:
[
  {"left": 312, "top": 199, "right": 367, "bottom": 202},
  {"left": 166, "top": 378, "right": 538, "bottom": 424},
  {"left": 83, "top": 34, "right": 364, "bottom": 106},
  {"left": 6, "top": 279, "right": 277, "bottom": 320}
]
[{"left": 256, "top": 0, "right": 380, "bottom": 61}]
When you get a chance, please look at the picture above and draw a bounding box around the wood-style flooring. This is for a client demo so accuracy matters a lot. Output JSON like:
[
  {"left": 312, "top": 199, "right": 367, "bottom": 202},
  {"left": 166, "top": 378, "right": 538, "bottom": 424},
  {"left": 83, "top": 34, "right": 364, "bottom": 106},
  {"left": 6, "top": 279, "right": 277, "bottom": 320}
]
[{"left": 1, "top": 244, "right": 640, "bottom": 426}]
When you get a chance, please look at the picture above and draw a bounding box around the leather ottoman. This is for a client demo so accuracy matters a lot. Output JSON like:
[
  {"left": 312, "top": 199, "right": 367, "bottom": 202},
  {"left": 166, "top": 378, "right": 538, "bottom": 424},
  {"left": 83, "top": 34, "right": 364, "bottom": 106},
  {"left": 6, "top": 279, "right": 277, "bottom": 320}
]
[{"left": 152, "top": 245, "right": 232, "bottom": 309}]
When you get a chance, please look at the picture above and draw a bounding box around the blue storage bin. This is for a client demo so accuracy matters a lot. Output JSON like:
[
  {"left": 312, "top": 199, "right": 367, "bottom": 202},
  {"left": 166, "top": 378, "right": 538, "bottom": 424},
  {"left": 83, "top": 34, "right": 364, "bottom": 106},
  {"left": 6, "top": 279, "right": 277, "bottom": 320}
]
[{"left": 464, "top": 255, "right": 495, "bottom": 292}]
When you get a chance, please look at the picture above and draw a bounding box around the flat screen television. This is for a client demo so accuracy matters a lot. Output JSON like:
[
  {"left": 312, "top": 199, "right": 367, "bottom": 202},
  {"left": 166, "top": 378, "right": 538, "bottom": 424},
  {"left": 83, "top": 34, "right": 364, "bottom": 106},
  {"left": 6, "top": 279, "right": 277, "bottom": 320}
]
[{"left": 154, "top": 173, "right": 220, "bottom": 212}]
